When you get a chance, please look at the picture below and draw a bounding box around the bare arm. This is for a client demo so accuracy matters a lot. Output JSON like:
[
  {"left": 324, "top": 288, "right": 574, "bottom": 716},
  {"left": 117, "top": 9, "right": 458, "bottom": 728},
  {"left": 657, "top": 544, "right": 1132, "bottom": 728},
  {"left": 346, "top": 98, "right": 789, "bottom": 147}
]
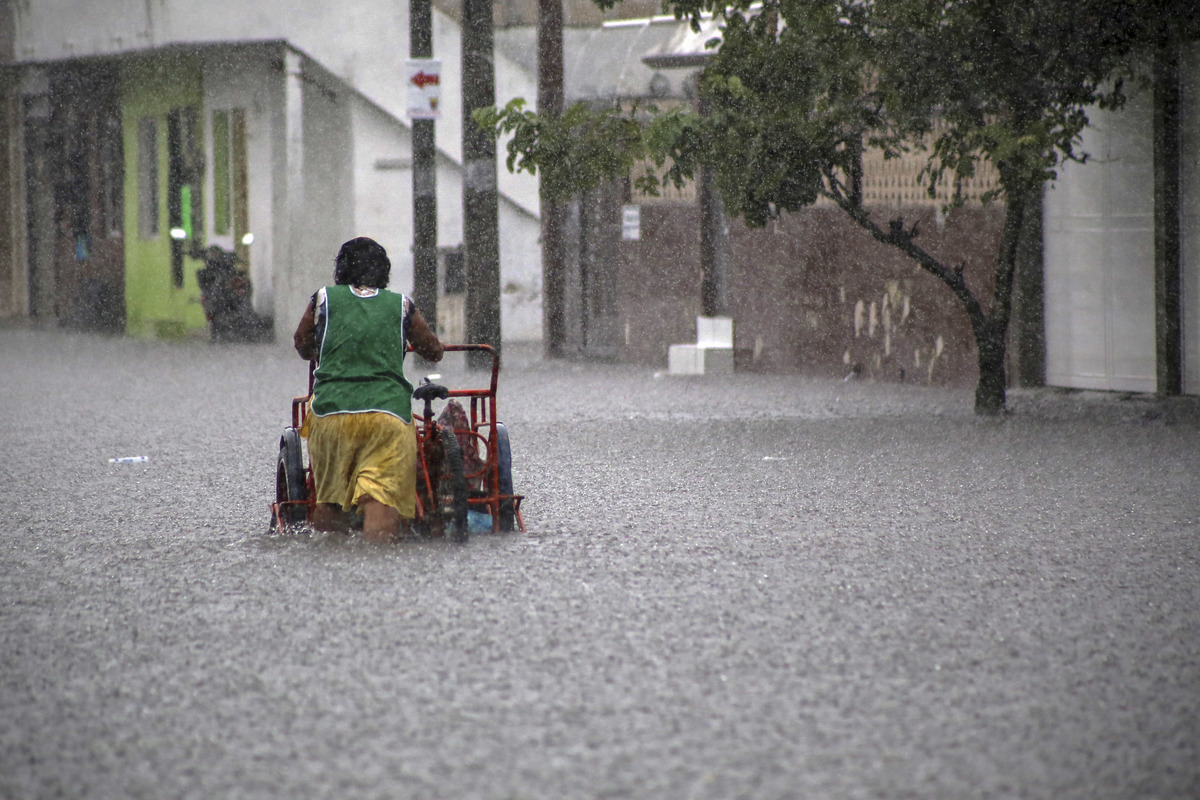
[
  {"left": 293, "top": 298, "right": 317, "bottom": 361},
  {"left": 408, "top": 307, "right": 444, "bottom": 362}
]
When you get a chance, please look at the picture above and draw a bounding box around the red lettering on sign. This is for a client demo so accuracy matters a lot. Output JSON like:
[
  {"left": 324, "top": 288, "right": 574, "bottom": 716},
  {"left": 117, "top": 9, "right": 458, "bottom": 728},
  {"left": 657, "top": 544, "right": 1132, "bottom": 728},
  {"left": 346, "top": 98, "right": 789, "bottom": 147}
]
[{"left": 411, "top": 71, "right": 440, "bottom": 89}]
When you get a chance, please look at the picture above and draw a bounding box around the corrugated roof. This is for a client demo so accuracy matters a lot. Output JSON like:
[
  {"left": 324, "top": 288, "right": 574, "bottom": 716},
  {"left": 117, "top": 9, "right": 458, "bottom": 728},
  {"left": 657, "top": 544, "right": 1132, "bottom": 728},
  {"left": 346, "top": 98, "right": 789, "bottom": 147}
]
[{"left": 496, "top": 15, "right": 719, "bottom": 104}]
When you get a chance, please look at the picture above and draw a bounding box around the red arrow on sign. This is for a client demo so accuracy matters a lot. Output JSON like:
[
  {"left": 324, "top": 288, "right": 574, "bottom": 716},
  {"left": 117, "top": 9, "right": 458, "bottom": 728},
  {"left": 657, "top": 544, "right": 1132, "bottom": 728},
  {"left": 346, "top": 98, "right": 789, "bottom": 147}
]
[{"left": 411, "top": 71, "right": 440, "bottom": 89}]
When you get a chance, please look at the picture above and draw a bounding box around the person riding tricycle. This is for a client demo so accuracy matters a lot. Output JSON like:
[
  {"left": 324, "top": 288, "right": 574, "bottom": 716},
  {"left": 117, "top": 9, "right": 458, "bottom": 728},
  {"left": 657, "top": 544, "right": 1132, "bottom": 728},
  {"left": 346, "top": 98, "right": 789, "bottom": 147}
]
[
  {"left": 275, "top": 236, "right": 522, "bottom": 542},
  {"left": 291, "top": 237, "right": 443, "bottom": 542}
]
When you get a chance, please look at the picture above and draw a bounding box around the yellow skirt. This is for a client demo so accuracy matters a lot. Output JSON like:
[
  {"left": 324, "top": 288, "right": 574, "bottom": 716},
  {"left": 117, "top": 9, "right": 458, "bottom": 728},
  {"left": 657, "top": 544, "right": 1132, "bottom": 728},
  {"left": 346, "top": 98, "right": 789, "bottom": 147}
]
[{"left": 305, "top": 411, "right": 416, "bottom": 518}]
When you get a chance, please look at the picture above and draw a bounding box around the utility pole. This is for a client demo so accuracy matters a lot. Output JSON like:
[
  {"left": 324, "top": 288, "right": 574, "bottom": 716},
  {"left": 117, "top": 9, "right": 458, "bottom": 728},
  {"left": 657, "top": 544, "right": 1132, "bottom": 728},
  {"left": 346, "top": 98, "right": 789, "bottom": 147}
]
[
  {"left": 409, "top": 0, "right": 438, "bottom": 329},
  {"left": 697, "top": 91, "right": 729, "bottom": 318},
  {"left": 461, "top": 0, "right": 501, "bottom": 369},
  {"left": 538, "top": 0, "right": 567, "bottom": 357},
  {"left": 698, "top": 165, "right": 730, "bottom": 317}
]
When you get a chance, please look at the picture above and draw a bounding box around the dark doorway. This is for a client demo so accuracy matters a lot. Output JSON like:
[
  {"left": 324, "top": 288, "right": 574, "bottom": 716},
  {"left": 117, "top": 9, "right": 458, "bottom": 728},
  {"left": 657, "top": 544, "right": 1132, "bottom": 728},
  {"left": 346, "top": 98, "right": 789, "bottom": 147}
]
[{"left": 26, "top": 64, "right": 125, "bottom": 332}]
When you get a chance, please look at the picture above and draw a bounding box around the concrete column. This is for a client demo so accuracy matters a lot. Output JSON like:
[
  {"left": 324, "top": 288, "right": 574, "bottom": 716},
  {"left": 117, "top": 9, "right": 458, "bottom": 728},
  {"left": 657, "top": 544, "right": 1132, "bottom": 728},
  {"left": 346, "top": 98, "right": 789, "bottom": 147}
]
[
  {"left": 275, "top": 50, "right": 305, "bottom": 325},
  {"left": 1154, "top": 40, "right": 1182, "bottom": 396}
]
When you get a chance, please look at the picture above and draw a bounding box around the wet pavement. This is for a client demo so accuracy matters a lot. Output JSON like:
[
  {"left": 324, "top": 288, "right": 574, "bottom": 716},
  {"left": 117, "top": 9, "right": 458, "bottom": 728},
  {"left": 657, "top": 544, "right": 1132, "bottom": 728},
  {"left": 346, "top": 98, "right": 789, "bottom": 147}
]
[{"left": 2, "top": 328, "right": 1198, "bottom": 799}]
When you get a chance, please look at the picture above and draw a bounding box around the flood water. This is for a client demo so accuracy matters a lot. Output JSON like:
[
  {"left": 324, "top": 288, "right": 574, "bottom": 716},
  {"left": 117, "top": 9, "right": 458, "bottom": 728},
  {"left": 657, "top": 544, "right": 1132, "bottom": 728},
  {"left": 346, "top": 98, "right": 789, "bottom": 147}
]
[{"left": 2, "top": 328, "right": 1198, "bottom": 799}]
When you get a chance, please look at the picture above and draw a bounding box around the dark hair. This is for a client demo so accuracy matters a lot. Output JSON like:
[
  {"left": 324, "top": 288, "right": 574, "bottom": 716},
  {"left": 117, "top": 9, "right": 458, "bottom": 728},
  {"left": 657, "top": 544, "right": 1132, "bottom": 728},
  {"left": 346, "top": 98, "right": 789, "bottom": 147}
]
[{"left": 333, "top": 237, "right": 391, "bottom": 288}]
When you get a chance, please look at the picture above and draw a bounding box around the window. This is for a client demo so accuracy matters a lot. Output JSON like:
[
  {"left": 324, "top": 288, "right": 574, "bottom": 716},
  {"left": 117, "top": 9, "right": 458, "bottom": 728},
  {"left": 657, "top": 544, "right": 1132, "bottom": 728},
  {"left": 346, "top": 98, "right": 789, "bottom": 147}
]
[
  {"left": 100, "top": 114, "right": 123, "bottom": 238},
  {"left": 167, "top": 106, "right": 202, "bottom": 287}
]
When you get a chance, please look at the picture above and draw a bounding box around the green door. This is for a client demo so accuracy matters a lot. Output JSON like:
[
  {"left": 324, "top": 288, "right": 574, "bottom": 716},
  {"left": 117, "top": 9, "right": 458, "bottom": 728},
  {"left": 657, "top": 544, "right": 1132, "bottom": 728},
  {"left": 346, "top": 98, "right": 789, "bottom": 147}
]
[{"left": 121, "top": 54, "right": 206, "bottom": 339}]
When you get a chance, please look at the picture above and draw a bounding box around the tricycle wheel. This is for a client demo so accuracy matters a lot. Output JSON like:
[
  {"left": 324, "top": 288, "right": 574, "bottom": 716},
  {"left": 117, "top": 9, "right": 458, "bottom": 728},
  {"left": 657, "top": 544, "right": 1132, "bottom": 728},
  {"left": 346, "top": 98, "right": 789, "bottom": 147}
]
[
  {"left": 495, "top": 422, "right": 515, "bottom": 532},
  {"left": 274, "top": 427, "right": 308, "bottom": 530},
  {"left": 437, "top": 427, "right": 470, "bottom": 542}
]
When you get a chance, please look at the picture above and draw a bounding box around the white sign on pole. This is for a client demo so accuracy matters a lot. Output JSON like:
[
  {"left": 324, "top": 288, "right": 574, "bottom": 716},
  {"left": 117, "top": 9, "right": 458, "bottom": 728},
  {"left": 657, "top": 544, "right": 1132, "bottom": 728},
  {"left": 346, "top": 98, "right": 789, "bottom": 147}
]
[
  {"left": 622, "top": 204, "right": 641, "bottom": 241},
  {"left": 407, "top": 59, "right": 441, "bottom": 119}
]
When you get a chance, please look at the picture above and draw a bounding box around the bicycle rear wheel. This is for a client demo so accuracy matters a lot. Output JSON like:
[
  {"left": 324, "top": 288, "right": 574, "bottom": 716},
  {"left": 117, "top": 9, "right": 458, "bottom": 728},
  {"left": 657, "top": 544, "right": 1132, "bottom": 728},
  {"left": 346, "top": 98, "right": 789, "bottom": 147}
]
[
  {"left": 495, "top": 422, "right": 515, "bottom": 532},
  {"left": 273, "top": 427, "right": 308, "bottom": 531}
]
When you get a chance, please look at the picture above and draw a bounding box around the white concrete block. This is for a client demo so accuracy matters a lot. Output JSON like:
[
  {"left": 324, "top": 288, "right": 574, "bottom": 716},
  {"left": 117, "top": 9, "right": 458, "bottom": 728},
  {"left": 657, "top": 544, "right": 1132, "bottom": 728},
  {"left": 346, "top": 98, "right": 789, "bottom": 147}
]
[
  {"left": 697, "top": 316, "right": 734, "bottom": 348},
  {"left": 669, "top": 344, "right": 704, "bottom": 375},
  {"left": 668, "top": 343, "right": 733, "bottom": 375}
]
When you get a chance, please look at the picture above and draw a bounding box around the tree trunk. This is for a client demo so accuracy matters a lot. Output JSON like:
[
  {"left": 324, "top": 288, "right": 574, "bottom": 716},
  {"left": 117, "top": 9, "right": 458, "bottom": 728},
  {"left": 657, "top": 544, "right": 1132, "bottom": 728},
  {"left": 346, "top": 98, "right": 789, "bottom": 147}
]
[
  {"left": 971, "top": 175, "right": 1029, "bottom": 415},
  {"left": 1009, "top": 185, "right": 1045, "bottom": 387},
  {"left": 974, "top": 320, "right": 1008, "bottom": 415}
]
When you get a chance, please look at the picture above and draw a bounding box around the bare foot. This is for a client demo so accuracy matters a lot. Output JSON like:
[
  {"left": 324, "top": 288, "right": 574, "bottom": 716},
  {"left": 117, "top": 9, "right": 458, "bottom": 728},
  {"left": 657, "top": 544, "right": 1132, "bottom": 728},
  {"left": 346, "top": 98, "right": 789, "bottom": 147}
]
[
  {"left": 359, "top": 497, "right": 400, "bottom": 543},
  {"left": 311, "top": 503, "right": 350, "bottom": 533}
]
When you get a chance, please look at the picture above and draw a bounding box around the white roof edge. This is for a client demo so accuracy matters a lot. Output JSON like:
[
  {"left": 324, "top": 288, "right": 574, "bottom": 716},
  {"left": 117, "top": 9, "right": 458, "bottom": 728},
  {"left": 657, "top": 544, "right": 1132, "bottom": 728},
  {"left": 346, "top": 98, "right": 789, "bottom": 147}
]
[{"left": 600, "top": 3, "right": 762, "bottom": 28}]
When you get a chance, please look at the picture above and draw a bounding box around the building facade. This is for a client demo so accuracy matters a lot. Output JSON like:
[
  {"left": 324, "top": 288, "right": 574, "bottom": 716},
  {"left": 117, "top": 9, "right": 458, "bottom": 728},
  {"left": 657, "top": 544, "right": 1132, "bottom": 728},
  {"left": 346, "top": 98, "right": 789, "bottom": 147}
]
[
  {"left": 0, "top": 0, "right": 543, "bottom": 342},
  {"left": 1044, "top": 43, "right": 1200, "bottom": 396}
]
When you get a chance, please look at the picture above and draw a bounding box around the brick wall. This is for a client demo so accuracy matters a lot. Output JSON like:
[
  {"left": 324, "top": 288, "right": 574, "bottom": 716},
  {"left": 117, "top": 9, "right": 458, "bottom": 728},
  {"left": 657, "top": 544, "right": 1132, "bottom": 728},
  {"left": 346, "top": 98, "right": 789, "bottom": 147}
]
[{"left": 615, "top": 202, "right": 1006, "bottom": 387}]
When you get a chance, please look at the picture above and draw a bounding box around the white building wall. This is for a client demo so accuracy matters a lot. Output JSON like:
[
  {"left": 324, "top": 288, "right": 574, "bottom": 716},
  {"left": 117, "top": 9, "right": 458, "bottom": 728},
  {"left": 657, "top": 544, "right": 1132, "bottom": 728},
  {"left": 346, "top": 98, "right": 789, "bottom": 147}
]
[
  {"left": 10, "top": 0, "right": 154, "bottom": 55},
  {"left": 265, "top": 51, "right": 357, "bottom": 329},
  {"left": 498, "top": 203, "right": 541, "bottom": 341},
  {"left": 1181, "top": 43, "right": 1200, "bottom": 395},
  {"left": 1044, "top": 83, "right": 1157, "bottom": 393},
  {"left": 290, "top": 57, "right": 357, "bottom": 324},
  {"left": 349, "top": 100, "right": 418, "bottom": 291},
  {"left": 200, "top": 47, "right": 281, "bottom": 316}
]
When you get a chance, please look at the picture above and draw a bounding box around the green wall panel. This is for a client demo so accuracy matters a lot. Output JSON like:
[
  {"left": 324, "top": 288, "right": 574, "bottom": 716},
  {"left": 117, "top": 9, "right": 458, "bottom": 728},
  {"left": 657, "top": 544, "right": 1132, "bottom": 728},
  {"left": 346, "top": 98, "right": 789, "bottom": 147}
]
[{"left": 120, "top": 55, "right": 206, "bottom": 339}]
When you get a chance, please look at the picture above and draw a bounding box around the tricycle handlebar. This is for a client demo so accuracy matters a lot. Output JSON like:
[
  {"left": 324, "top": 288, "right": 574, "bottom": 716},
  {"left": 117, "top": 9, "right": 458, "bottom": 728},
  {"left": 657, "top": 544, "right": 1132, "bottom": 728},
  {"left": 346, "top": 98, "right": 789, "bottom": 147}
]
[{"left": 433, "top": 343, "right": 500, "bottom": 400}]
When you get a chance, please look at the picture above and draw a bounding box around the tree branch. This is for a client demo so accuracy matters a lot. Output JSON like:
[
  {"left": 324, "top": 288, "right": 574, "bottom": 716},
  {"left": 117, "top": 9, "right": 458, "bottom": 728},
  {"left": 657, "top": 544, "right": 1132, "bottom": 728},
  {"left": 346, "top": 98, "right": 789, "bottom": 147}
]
[{"left": 822, "top": 177, "right": 986, "bottom": 328}]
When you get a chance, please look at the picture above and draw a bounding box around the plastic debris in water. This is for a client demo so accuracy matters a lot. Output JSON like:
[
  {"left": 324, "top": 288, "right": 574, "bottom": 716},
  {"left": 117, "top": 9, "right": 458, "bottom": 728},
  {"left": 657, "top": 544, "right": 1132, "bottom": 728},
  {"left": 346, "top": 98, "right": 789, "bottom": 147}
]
[{"left": 108, "top": 456, "right": 149, "bottom": 464}]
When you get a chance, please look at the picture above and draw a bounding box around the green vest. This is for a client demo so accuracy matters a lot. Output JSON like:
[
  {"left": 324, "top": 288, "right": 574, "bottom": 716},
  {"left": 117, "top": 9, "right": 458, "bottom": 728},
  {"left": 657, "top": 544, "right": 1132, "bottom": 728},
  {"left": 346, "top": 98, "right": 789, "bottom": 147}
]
[{"left": 312, "top": 285, "right": 414, "bottom": 422}]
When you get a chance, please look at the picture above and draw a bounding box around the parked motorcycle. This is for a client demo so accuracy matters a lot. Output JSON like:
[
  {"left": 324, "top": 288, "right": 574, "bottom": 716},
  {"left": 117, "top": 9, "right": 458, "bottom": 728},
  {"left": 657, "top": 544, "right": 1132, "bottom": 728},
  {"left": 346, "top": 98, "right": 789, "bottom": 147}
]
[{"left": 195, "top": 245, "right": 271, "bottom": 342}]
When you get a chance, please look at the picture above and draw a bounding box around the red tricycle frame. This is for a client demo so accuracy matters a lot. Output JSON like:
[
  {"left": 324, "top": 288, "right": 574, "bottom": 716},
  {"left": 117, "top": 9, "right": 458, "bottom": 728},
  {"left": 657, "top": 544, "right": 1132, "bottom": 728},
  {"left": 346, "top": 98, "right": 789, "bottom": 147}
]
[{"left": 271, "top": 343, "right": 524, "bottom": 538}]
